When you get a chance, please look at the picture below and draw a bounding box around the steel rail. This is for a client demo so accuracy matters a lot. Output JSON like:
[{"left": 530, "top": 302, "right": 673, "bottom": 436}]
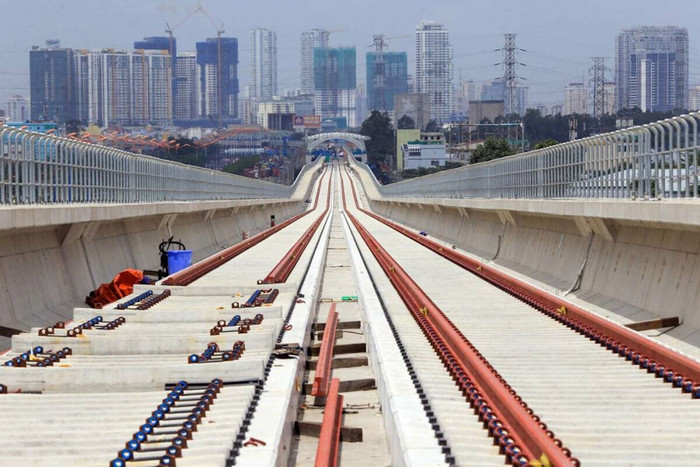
[
  {"left": 162, "top": 168, "right": 328, "bottom": 286},
  {"left": 260, "top": 167, "right": 333, "bottom": 284},
  {"left": 314, "top": 378, "right": 343, "bottom": 467},
  {"left": 340, "top": 173, "right": 576, "bottom": 466},
  {"left": 345, "top": 167, "right": 700, "bottom": 397},
  {"left": 311, "top": 303, "right": 339, "bottom": 397}
]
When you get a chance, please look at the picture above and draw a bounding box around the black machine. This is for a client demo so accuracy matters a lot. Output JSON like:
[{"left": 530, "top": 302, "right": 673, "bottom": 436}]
[{"left": 158, "top": 237, "right": 187, "bottom": 279}]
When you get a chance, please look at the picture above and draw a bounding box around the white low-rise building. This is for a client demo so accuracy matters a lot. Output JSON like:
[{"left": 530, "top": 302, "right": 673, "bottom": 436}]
[{"left": 401, "top": 140, "right": 446, "bottom": 170}]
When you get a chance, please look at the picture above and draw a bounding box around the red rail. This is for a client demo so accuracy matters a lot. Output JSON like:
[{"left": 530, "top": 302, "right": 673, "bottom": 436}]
[
  {"left": 340, "top": 173, "right": 576, "bottom": 466},
  {"left": 260, "top": 167, "right": 333, "bottom": 284},
  {"left": 311, "top": 303, "right": 339, "bottom": 397},
  {"left": 163, "top": 168, "right": 328, "bottom": 286},
  {"left": 345, "top": 167, "right": 700, "bottom": 394},
  {"left": 314, "top": 378, "right": 343, "bottom": 467}
]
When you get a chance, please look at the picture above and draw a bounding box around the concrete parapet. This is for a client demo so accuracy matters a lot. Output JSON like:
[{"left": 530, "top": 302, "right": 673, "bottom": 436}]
[
  {"left": 348, "top": 161, "right": 700, "bottom": 359},
  {"left": 0, "top": 164, "right": 322, "bottom": 346}
]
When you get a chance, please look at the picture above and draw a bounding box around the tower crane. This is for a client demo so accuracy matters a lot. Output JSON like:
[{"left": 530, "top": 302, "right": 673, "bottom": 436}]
[
  {"left": 197, "top": 1, "right": 225, "bottom": 128},
  {"left": 164, "top": 6, "right": 202, "bottom": 120}
]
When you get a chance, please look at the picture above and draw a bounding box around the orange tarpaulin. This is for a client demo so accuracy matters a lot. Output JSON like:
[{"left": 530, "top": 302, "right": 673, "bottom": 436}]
[{"left": 85, "top": 269, "right": 144, "bottom": 309}]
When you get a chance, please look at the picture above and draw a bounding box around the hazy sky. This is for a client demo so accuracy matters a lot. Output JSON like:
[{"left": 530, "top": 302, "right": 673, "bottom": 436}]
[{"left": 2, "top": 0, "right": 700, "bottom": 108}]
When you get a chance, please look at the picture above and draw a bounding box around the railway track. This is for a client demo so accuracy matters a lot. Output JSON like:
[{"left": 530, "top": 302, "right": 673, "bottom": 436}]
[
  {"left": 340, "top": 164, "right": 700, "bottom": 466},
  {"left": 1, "top": 159, "right": 699, "bottom": 467}
]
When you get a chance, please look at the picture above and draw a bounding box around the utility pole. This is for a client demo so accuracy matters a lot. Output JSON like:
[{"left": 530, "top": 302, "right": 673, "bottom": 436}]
[
  {"left": 371, "top": 34, "right": 388, "bottom": 111},
  {"left": 590, "top": 57, "right": 607, "bottom": 118},
  {"left": 501, "top": 34, "right": 520, "bottom": 116}
]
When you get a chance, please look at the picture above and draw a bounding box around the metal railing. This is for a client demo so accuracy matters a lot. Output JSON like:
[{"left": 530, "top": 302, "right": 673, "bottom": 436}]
[
  {"left": 0, "top": 127, "right": 298, "bottom": 205},
  {"left": 358, "top": 112, "right": 700, "bottom": 200}
]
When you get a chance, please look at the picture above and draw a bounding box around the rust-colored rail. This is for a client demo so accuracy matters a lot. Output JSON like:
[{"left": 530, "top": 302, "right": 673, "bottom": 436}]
[
  {"left": 345, "top": 167, "right": 700, "bottom": 396},
  {"left": 314, "top": 378, "right": 343, "bottom": 467},
  {"left": 311, "top": 303, "right": 339, "bottom": 397},
  {"left": 162, "top": 168, "right": 328, "bottom": 286},
  {"left": 260, "top": 167, "right": 333, "bottom": 284},
  {"left": 340, "top": 173, "right": 576, "bottom": 466}
]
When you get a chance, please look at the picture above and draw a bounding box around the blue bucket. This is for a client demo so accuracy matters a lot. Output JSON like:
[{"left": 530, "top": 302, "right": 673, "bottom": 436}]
[{"left": 167, "top": 250, "right": 192, "bottom": 275}]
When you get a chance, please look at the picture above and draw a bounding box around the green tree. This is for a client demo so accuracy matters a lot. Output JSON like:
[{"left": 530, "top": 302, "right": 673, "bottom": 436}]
[
  {"left": 397, "top": 114, "right": 415, "bottom": 130},
  {"left": 425, "top": 119, "right": 440, "bottom": 132},
  {"left": 469, "top": 137, "right": 515, "bottom": 164},
  {"left": 533, "top": 138, "right": 559, "bottom": 150},
  {"left": 360, "top": 110, "right": 394, "bottom": 165}
]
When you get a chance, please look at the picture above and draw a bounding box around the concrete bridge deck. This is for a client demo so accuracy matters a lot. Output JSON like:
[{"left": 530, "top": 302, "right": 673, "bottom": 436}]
[{"left": 0, "top": 122, "right": 699, "bottom": 465}]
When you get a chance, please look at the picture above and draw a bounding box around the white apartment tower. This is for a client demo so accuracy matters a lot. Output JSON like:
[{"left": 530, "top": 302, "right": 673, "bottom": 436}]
[
  {"left": 73, "top": 49, "right": 172, "bottom": 127},
  {"left": 6, "top": 95, "right": 29, "bottom": 121},
  {"left": 300, "top": 29, "right": 329, "bottom": 95},
  {"left": 131, "top": 50, "right": 172, "bottom": 126},
  {"left": 250, "top": 28, "right": 278, "bottom": 100},
  {"left": 415, "top": 21, "right": 453, "bottom": 122},
  {"left": 175, "top": 52, "right": 199, "bottom": 120},
  {"left": 564, "top": 83, "right": 588, "bottom": 115}
]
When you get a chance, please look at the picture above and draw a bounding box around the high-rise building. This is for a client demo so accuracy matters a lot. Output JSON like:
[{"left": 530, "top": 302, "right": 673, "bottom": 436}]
[
  {"left": 564, "top": 83, "right": 588, "bottom": 115},
  {"left": 615, "top": 26, "right": 689, "bottom": 112},
  {"left": 313, "top": 47, "right": 357, "bottom": 126},
  {"left": 355, "top": 83, "right": 368, "bottom": 125},
  {"left": 366, "top": 51, "right": 408, "bottom": 112},
  {"left": 300, "top": 29, "right": 329, "bottom": 95},
  {"left": 250, "top": 28, "right": 278, "bottom": 100},
  {"left": 6, "top": 95, "right": 29, "bottom": 121},
  {"left": 73, "top": 48, "right": 172, "bottom": 128},
  {"left": 454, "top": 80, "right": 478, "bottom": 120},
  {"left": 30, "top": 41, "right": 76, "bottom": 123},
  {"left": 517, "top": 85, "right": 529, "bottom": 115},
  {"left": 415, "top": 21, "right": 453, "bottom": 122},
  {"left": 196, "top": 37, "right": 240, "bottom": 124},
  {"left": 134, "top": 36, "right": 176, "bottom": 114},
  {"left": 131, "top": 50, "right": 172, "bottom": 126},
  {"left": 478, "top": 78, "right": 527, "bottom": 116},
  {"left": 95, "top": 50, "right": 132, "bottom": 127},
  {"left": 175, "top": 52, "right": 199, "bottom": 120},
  {"left": 481, "top": 79, "right": 504, "bottom": 101},
  {"left": 689, "top": 86, "right": 700, "bottom": 111}
]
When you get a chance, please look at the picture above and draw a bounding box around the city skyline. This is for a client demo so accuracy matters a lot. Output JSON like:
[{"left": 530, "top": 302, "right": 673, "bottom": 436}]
[{"left": 4, "top": 1, "right": 700, "bottom": 119}]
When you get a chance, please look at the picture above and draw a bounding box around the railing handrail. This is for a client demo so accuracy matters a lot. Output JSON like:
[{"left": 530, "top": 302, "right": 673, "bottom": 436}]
[
  {"left": 355, "top": 111, "right": 700, "bottom": 200},
  {"left": 0, "top": 126, "right": 318, "bottom": 205}
]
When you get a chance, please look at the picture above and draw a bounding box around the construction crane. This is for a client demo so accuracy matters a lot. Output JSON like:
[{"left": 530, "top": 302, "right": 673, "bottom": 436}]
[
  {"left": 165, "top": 6, "right": 202, "bottom": 119},
  {"left": 197, "top": 1, "right": 225, "bottom": 129}
]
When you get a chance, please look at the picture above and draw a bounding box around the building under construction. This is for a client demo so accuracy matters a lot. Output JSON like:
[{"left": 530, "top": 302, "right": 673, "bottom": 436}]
[
  {"left": 366, "top": 51, "right": 408, "bottom": 113},
  {"left": 196, "top": 37, "right": 240, "bottom": 124},
  {"left": 313, "top": 47, "right": 357, "bottom": 127}
]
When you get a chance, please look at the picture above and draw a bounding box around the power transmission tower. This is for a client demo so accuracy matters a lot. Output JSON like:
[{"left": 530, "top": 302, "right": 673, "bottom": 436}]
[
  {"left": 501, "top": 34, "right": 520, "bottom": 116},
  {"left": 590, "top": 57, "right": 607, "bottom": 118},
  {"left": 371, "top": 34, "right": 388, "bottom": 111}
]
